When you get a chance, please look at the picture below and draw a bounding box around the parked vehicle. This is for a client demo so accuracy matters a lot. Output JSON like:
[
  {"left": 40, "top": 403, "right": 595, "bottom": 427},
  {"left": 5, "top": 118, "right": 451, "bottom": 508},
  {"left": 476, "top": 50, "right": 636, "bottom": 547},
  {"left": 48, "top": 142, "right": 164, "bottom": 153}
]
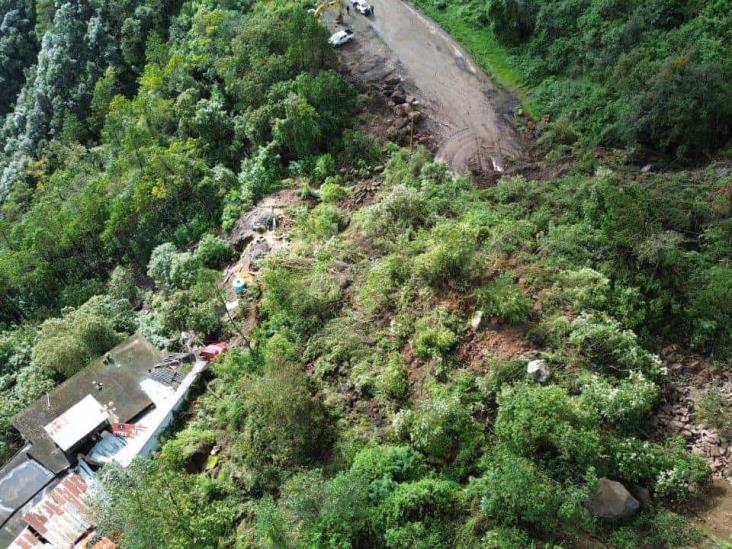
[
  {"left": 328, "top": 29, "right": 354, "bottom": 47},
  {"left": 353, "top": 0, "right": 373, "bottom": 15}
]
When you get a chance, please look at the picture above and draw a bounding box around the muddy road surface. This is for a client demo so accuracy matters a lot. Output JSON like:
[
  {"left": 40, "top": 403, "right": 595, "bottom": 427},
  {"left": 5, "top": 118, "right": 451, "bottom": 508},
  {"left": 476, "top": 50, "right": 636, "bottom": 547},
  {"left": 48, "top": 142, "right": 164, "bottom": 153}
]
[{"left": 341, "top": 0, "right": 523, "bottom": 176}]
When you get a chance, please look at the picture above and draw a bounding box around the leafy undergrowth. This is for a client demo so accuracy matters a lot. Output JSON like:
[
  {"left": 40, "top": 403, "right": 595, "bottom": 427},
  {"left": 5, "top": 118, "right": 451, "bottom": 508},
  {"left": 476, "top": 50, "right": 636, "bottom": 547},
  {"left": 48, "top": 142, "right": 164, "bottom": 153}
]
[{"left": 92, "top": 148, "right": 732, "bottom": 548}]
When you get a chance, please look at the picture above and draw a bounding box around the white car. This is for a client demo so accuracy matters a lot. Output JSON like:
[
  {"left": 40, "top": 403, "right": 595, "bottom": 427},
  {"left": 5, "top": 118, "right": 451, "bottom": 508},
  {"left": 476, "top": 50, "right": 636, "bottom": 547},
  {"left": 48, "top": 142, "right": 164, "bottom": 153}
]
[
  {"left": 353, "top": 0, "right": 373, "bottom": 15},
  {"left": 328, "top": 29, "right": 354, "bottom": 47}
]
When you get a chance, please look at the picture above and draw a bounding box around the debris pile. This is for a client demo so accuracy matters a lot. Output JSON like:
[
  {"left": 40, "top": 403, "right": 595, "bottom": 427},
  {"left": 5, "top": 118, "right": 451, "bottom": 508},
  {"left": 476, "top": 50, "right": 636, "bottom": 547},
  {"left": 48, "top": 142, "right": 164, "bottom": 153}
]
[
  {"left": 381, "top": 78, "right": 425, "bottom": 145},
  {"left": 652, "top": 346, "right": 732, "bottom": 477}
]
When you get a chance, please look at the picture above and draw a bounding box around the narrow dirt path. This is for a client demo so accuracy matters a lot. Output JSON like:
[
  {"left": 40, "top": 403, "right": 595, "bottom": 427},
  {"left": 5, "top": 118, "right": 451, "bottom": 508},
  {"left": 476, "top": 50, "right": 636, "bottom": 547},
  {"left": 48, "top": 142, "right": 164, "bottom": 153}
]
[{"left": 344, "top": 0, "right": 523, "bottom": 175}]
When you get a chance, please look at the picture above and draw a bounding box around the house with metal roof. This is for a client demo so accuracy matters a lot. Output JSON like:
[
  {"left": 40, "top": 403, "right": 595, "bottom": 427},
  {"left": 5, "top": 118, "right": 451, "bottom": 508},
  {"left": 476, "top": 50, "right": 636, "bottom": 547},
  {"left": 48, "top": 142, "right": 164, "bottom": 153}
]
[
  {"left": 0, "top": 333, "right": 208, "bottom": 549},
  {"left": 10, "top": 334, "right": 162, "bottom": 474}
]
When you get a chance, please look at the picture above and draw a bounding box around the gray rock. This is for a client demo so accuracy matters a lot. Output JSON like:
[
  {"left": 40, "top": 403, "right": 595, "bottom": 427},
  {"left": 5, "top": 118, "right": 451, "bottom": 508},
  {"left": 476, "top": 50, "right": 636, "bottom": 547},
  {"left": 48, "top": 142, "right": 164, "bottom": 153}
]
[
  {"left": 394, "top": 117, "right": 409, "bottom": 130},
  {"left": 228, "top": 209, "right": 274, "bottom": 251},
  {"left": 248, "top": 240, "right": 272, "bottom": 267},
  {"left": 629, "top": 484, "right": 651, "bottom": 508},
  {"left": 586, "top": 478, "right": 640, "bottom": 520},
  {"left": 408, "top": 111, "right": 422, "bottom": 122},
  {"left": 527, "top": 359, "right": 551, "bottom": 383}
]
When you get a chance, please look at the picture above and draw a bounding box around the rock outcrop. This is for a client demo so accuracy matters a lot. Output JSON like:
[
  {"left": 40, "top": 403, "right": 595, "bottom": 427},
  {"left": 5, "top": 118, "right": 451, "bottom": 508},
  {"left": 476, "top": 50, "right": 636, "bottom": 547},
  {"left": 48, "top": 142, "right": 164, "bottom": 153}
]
[{"left": 586, "top": 478, "right": 640, "bottom": 520}]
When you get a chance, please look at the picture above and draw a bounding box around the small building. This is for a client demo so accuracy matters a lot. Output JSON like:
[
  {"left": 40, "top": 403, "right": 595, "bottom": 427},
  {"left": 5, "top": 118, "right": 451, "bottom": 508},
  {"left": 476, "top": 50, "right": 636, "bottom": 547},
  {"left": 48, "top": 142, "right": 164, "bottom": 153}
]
[
  {"left": 11, "top": 335, "right": 162, "bottom": 474},
  {"left": 0, "top": 334, "right": 207, "bottom": 549}
]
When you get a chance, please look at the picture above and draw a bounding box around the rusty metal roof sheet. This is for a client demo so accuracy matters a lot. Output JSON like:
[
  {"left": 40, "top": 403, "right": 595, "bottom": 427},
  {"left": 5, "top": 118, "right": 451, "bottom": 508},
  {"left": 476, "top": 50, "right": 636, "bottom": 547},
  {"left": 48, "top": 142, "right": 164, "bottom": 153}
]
[
  {"left": 7, "top": 527, "right": 46, "bottom": 548},
  {"left": 21, "top": 473, "right": 92, "bottom": 548}
]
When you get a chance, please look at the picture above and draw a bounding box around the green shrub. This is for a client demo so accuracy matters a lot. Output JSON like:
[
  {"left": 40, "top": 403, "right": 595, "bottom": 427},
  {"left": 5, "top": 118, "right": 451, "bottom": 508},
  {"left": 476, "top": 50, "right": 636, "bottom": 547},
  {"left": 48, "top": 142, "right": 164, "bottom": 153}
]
[
  {"left": 414, "top": 221, "right": 477, "bottom": 287},
  {"left": 147, "top": 243, "right": 202, "bottom": 292},
  {"left": 196, "top": 233, "right": 236, "bottom": 269},
  {"left": 299, "top": 471, "right": 372, "bottom": 547},
  {"left": 648, "top": 509, "right": 702, "bottom": 547},
  {"left": 147, "top": 242, "right": 179, "bottom": 291},
  {"left": 382, "top": 146, "right": 432, "bottom": 189},
  {"left": 159, "top": 428, "right": 216, "bottom": 471},
  {"left": 554, "top": 267, "right": 610, "bottom": 311},
  {"left": 568, "top": 312, "right": 661, "bottom": 377},
  {"left": 619, "top": 57, "right": 732, "bottom": 159},
  {"left": 394, "top": 390, "right": 484, "bottom": 477},
  {"left": 687, "top": 265, "right": 732, "bottom": 357},
  {"left": 231, "top": 364, "right": 332, "bottom": 488},
  {"left": 577, "top": 372, "right": 659, "bottom": 429},
  {"left": 253, "top": 496, "right": 294, "bottom": 549},
  {"left": 340, "top": 129, "right": 383, "bottom": 168},
  {"left": 32, "top": 296, "right": 134, "bottom": 378},
  {"left": 481, "top": 526, "right": 535, "bottom": 548},
  {"left": 319, "top": 176, "right": 347, "bottom": 203},
  {"left": 611, "top": 438, "right": 709, "bottom": 500},
  {"left": 696, "top": 389, "right": 732, "bottom": 437},
  {"left": 222, "top": 143, "right": 283, "bottom": 231},
  {"left": 375, "top": 353, "right": 410, "bottom": 402},
  {"left": 357, "top": 254, "right": 406, "bottom": 313},
  {"left": 301, "top": 203, "right": 345, "bottom": 239},
  {"left": 609, "top": 509, "right": 702, "bottom": 549},
  {"left": 168, "top": 252, "right": 201, "bottom": 290},
  {"left": 350, "top": 445, "right": 428, "bottom": 490},
  {"left": 355, "top": 184, "right": 429, "bottom": 243},
  {"left": 469, "top": 449, "right": 588, "bottom": 535},
  {"left": 313, "top": 153, "right": 335, "bottom": 181},
  {"left": 379, "top": 478, "right": 463, "bottom": 548},
  {"left": 476, "top": 273, "right": 531, "bottom": 325},
  {"left": 261, "top": 254, "right": 343, "bottom": 335},
  {"left": 412, "top": 309, "right": 459, "bottom": 360},
  {"left": 93, "top": 461, "right": 235, "bottom": 549},
  {"left": 486, "top": 0, "right": 534, "bottom": 45},
  {"left": 477, "top": 358, "right": 525, "bottom": 401},
  {"left": 158, "top": 269, "right": 226, "bottom": 339},
  {"left": 495, "top": 383, "right": 605, "bottom": 476},
  {"left": 108, "top": 265, "right": 138, "bottom": 302}
]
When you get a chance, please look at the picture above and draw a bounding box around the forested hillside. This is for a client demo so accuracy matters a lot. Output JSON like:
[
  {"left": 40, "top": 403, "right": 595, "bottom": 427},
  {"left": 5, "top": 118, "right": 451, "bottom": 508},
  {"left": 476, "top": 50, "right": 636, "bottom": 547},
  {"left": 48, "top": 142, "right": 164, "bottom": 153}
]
[
  {"left": 0, "top": 0, "right": 358, "bottom": 462},
  {"left": 0, "top": 0, "right": 730, "bottom": 548}
]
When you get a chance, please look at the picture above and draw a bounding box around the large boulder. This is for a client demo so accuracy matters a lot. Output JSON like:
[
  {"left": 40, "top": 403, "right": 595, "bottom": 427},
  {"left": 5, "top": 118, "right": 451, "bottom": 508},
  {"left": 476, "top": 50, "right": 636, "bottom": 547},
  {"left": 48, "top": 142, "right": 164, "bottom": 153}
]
[
  {"left": 526, "top": 359, "right": 551, "bottom": 383},
  {"left": 229, "top": 209, "right": 275, "bottom": 251},
  {"left": 586, "top": 478, "right": 640, "bottom": 520}
]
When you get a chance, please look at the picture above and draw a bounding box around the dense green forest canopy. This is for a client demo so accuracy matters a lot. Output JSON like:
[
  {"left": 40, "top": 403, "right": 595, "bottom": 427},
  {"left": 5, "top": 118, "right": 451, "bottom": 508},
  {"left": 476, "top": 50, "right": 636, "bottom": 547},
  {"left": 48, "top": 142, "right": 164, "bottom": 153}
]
[{"left": 0, "top": 0, "right": 729, "bottom": 547}]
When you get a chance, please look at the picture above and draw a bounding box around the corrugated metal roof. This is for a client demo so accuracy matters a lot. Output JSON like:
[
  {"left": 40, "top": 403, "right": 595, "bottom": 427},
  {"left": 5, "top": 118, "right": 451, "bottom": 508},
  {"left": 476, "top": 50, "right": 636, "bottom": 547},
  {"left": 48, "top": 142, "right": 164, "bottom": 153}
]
[
  {"left": 0, "top": 448, "right": 57, "bottom": 548},
  {"left": 21, "top": 473, "right": 92, "bottom": 548},
  {"left": 43, "top": 395, "right": 109, "bottom": 452},
  {"left": 0, "top": 447, "right": 55, "bottom": 526}
]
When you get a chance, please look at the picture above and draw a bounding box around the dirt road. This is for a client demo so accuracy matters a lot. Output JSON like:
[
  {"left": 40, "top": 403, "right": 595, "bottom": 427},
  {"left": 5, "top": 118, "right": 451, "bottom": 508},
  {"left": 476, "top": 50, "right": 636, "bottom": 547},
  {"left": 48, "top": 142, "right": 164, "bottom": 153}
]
[{"left": 343, "top": 0, "right": 523, "bottom": 175}]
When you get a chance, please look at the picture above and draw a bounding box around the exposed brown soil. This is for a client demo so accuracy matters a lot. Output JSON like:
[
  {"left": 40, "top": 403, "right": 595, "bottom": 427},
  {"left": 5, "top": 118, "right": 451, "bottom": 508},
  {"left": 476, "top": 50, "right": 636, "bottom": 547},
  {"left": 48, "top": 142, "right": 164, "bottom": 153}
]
[
  {"left": 688, "top": 480, "right": 732, "bottom": 545},
  {"left": 457, "top": 323, "right": 532, "bottom": 369}
]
